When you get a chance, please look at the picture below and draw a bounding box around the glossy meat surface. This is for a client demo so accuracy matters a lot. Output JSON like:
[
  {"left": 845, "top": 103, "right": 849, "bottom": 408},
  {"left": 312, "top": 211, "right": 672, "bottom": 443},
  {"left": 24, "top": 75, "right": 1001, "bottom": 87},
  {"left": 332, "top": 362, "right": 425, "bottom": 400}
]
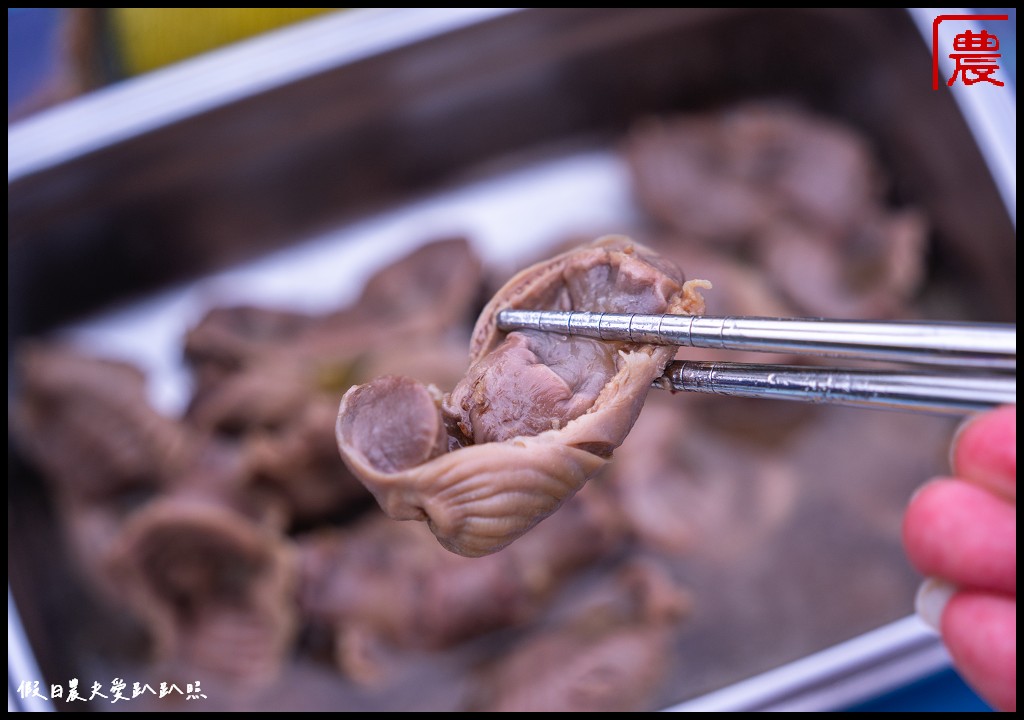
[{"left": 337, "top": 236, "right": 707, "bottom": 556}]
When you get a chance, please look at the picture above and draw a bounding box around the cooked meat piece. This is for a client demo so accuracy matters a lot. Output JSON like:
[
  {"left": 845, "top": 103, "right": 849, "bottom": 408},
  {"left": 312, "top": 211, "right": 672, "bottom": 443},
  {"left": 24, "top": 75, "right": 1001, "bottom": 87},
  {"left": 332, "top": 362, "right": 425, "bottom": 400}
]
[
  {"left": 625, "top": 115, "right": 771, "bottom": 242},
  {"left": 758, "top": 210, "right": 927, "bottom": 319},
  {"left": 174, "top": 437, "right": 290, "bottom": 530},
  {"left": 337, "top": 236, "right": 707, "bottom": 557},
  {"left": 10, "top": 344, "right": 292, "bottom": 526},
  {"left": 624, "top": 104, "right": 882, "bottom": 242},
  {"left": 184, "top": 305, "right": 317, "bottom": 396},
  {"left": 11, "top": 343, "right": 188, "bottom": 504},
  {"left": 298, "top": 484, "right": 623, "bottom": 683},
  {"left": 185, "top": 237, "right": 479, "bottom": 368},
  {"left": 211, "top": 342, "right": 471, "bottom": 527},
  {"left": 353, "top": 335, "right": 471, "bottom": 391},
  {"left": 186, "top": 304, "right": 316, "bottom": 363},
  {"left": 648, "top": 242, "right": 795, "bottom": 322},
  {"left": 10, "top": 343, "right": 291, "bottom": 603},
  {"left": 606, "top": 395, "right": 800, "bottom": 559},
  {"left": 300, "top": 516, "right": 524, "bottom": 685},
  {"left": 746, "top": 107, "right": 881, "bottom": 233},
  {"left": 10, "top": 344, "right": 191, "bottom": 598},
  {"left": 182, "top": 238, "right": 482, "bottom": 523},
  {"left": 243, "top": 398, "right": 372, "bottom": 523},
  {"left": 107, "top": 499, "right": 298, "bottom": 686},
  {"left": 469, "top": 560, "right": 692, "bottom": 712},
  {"left": 187, "top": 356, "right": 322, "bottom": 437},
  {"left": 353, "top": 236, "right": 483, "bottom": 332},
  {"left": 185, "top": 237, "right": 481, "bottom": 427},
  {"left": 624, "top": 104, "right": 928, "bottom": 321}
]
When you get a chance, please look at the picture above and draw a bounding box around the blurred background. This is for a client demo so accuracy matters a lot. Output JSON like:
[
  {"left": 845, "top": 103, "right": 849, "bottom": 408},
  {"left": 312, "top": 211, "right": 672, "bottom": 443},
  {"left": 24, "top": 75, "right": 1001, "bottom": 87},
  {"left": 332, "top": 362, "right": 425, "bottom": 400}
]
[
  {"left": 6, "top": 9, "right": 1015, "bottom": 716},
  {"left": 9, "top": 9, "right": 342, "bottom": 119},
  {"left": 7, "top": 8, "right": 1016, "bottom": 121}
]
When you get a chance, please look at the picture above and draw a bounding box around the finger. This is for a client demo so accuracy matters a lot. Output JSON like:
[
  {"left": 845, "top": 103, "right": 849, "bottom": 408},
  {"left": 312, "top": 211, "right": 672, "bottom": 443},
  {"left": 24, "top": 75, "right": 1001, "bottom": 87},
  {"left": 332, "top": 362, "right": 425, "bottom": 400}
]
[
  {"left": 903, "top": 479, "right": 1016, "bottom": 594},
  {"left": 951, "top": 405, "right": 1016, "bottom": 503},
  {"left": 942, "top": 590, "right": 1017, "bottom": 712}
]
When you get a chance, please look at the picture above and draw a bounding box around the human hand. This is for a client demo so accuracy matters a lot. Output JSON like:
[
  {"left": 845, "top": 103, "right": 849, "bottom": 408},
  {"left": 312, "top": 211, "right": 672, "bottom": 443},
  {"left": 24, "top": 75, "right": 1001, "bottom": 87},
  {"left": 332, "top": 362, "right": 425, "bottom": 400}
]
[{"left": 902, "top": 405, "right": 1016, "bottom": 712}]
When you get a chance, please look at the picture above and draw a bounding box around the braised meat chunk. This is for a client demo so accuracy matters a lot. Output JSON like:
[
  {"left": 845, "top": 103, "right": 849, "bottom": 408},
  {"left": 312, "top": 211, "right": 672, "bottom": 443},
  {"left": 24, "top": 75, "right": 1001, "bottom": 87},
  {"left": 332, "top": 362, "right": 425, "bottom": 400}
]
[
  {"left": 181, "top": 237, "right": 483, "bottom": 526},
  {"left": 624, "top": 104, "right": 927, "bottom": 319},
  {"left": 185, "top": 237, "right": 480, "bottom": 438},
  {"left": 297, "top": 485, "right": 622, "bottom": 683},
  {"left": 108, "top": 499, "right": 298, "bottom": 685},
  {"left": 11, "top": 344, "right": 195, "bottom": 601},
  {"left": 469, "top": 561, "right": 692, "bottom": 712},
  {"left": 337, "top": 236, "right": 708, "bottom": 557},
  {"left": 12, "top": 343, "right": 188, "bottom": 505}
]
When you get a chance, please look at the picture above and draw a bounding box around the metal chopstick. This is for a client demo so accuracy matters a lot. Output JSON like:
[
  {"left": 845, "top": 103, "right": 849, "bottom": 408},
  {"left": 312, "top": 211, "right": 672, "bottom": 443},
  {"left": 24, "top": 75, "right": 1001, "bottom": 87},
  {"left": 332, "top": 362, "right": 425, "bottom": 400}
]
[
  {"left": 660, "top": 361, "right": 1015, "bottom": 415},
  {"left": 496, "top": 310, "right": 1016, "bottom": 371}
]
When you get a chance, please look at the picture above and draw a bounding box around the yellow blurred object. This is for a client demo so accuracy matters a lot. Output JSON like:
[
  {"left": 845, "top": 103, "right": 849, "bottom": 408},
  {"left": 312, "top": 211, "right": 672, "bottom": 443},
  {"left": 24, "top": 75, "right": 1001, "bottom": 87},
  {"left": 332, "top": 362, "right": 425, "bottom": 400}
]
[{"left": 108, "top": 8, "right": 341, "bottom": 75}]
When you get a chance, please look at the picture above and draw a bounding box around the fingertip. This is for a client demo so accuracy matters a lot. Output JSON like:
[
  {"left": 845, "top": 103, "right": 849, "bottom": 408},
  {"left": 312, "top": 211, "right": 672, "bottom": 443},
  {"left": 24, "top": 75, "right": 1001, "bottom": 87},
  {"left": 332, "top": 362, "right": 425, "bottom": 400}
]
[
  {"left": 902, "top": 479, "right": 1016, "bottom": 594},
  {"left": 941, "top": 590, "right": 1017, "bottom": 712},
  {"left": 951, "top": 406, "right": 1016, "bottom": 503},
  {"left": 902, "top": 478, "right": 957, "bottom": 576}
]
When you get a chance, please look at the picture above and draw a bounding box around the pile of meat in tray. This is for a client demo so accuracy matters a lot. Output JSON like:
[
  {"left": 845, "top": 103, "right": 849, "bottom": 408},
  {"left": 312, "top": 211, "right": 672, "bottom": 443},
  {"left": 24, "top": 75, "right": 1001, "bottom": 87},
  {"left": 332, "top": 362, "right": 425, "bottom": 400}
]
[{"left": 11, "top": 104, "right": 939, "bottom": 712}]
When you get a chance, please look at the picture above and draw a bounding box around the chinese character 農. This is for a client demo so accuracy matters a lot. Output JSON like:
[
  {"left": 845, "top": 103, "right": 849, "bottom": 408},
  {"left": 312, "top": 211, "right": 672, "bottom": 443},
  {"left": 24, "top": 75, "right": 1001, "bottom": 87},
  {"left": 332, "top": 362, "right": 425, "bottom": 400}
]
[{"left": 948, "top": 29, "right": 1004, "bottom": 86}]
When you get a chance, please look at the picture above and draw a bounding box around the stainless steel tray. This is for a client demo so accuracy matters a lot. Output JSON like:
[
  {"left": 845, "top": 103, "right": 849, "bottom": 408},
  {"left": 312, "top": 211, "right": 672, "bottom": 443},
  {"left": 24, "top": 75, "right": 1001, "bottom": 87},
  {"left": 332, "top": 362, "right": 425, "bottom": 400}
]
[{"left": 8, "top": 8, "right": 1015, "bottom": 712}]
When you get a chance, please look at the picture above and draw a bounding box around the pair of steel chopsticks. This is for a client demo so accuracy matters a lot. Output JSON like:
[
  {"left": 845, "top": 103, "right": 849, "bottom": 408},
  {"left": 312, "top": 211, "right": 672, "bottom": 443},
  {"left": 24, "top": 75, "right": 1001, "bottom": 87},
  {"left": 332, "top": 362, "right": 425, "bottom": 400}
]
[{"left": 495, "top": 311, "right": 1016, "bottom": 415}]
